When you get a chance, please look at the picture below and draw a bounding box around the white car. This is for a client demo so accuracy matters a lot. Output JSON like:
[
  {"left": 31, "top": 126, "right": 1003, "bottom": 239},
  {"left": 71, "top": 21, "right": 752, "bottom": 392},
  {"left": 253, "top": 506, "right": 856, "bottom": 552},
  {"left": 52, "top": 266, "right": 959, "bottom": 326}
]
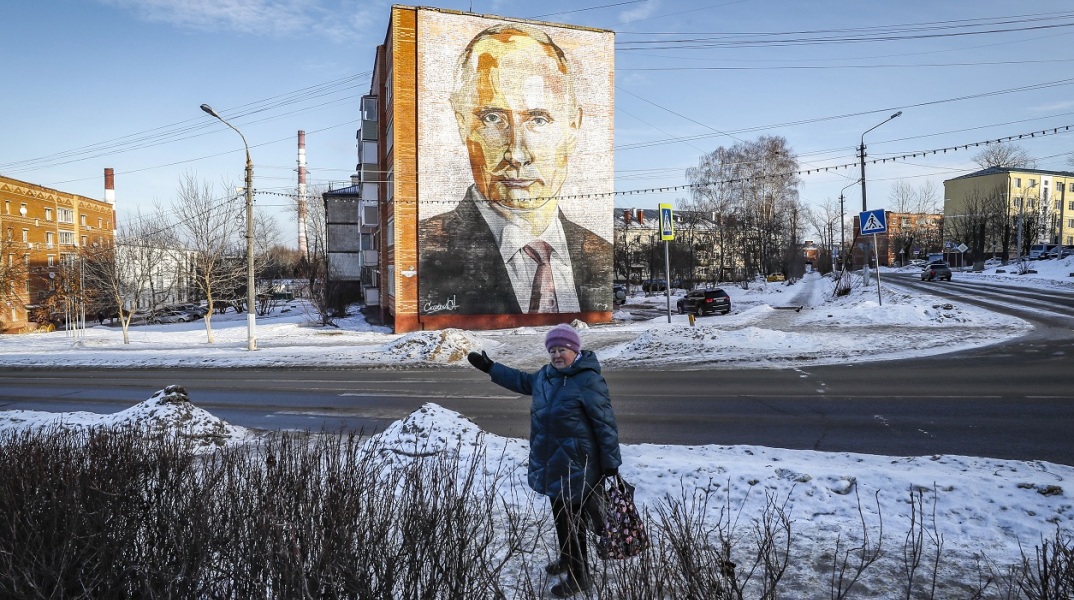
[{"left": 151, "top": 310, "right": 192, "bottom": 324}]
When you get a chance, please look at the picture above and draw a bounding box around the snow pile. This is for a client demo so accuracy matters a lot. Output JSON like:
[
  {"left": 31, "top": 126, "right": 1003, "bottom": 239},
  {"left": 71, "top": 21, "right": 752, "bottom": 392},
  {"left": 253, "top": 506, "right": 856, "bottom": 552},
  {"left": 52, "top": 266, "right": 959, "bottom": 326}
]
[
  {"left": 384, "top": 328, "right": 486, "bottom": 363},
  {"left": 0, "top": 385, "right": 250, "bottom": 449}
]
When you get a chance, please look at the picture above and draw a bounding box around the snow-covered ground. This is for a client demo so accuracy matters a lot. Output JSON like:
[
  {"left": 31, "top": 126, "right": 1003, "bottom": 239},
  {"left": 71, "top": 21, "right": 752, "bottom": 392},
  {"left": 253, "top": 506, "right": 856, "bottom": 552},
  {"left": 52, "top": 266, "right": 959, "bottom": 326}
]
[{"left": 2, "top": 257, "right": 1073, "bottom": 596}]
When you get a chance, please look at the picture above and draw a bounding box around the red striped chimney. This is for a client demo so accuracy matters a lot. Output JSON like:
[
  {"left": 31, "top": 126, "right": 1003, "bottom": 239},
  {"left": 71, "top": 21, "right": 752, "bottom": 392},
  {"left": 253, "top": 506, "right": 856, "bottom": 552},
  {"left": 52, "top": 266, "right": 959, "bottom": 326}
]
[
  {"left": 104, "top": 168, "right": 115, "bottom": 204},
  {"left": 297, "top": 130, "right": 308, "bottom": 256}
]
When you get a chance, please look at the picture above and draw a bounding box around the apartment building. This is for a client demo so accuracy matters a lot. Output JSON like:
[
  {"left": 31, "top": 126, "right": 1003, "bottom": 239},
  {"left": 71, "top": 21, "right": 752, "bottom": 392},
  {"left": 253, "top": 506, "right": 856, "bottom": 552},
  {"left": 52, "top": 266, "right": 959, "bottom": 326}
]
[
  {"left": 366, "top": 5, "right": 615, "bottom": 332},
  {"left": 944, "top": 167, "right": 1074, "bottom": 254},
  {"left": 851, "top": 211, "right": 944, "bottom": 267},
  {"left": 1, "top": 172, "right": 116, "bottom": 332}
]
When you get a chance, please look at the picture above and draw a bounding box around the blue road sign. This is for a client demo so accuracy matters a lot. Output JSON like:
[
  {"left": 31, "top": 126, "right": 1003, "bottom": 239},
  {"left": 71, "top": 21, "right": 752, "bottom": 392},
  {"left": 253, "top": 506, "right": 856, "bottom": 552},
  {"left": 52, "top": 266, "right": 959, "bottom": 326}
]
[{"left": 859, "top": 209, "right": 887, "bottom": 235}]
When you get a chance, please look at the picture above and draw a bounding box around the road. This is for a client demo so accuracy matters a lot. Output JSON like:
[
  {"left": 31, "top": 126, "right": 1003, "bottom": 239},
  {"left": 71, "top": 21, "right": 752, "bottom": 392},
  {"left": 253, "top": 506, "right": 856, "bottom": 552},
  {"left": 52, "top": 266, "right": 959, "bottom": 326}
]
[{"left": 1, "top": 273, "right": 1072, "bottom": 465}]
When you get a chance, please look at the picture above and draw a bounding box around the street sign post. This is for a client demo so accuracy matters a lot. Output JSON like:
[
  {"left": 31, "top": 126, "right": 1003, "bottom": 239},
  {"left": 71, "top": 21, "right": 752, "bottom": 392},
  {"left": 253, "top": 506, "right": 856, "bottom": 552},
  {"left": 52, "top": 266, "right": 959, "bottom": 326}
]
[
  {"left": 859, "top": 209, "right": 887, "bottom": 305},
  {"left": 659, "top": 204, "right": 674, "bottom": 322}
]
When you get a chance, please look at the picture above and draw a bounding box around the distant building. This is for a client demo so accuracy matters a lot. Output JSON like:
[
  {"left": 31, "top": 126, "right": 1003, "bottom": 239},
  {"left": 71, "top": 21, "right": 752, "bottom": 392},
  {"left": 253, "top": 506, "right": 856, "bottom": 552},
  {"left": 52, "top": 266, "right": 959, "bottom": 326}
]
[
  {"left": 944, "top": 167, "right": 1074, "bottom": 256},
  {"left": 851, "top": 211, "right": 944, "bottom": 268},
  {"left": 0, "top": 172, "right": 116, "bottom": 332}
]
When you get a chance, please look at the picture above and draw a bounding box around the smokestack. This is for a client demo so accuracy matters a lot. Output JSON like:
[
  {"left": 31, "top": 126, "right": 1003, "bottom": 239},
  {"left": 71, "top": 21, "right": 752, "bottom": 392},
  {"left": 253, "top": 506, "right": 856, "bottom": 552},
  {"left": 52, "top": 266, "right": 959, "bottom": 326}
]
[
  {"left": 104, "top": 168, "right": 115, "bottom": 204},
  {"left": 623, "top": 209, "right": 631, "bottom": 225},
  {"left": 637, "top": 208, "right": 644, "bottom": 225},
  {"left": 297, "top": 131, "right": 308, "bottom": 256}
]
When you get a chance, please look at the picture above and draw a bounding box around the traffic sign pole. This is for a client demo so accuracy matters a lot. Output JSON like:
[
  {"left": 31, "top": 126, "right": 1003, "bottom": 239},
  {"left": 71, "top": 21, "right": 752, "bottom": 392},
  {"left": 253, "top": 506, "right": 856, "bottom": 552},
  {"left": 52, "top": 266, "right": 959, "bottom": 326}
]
[
  {"left": 659, "top": 203, "right": 675, "bottom": 323},
  {"left": 873, "top": 233, "right": 882, "bottom": 306}
]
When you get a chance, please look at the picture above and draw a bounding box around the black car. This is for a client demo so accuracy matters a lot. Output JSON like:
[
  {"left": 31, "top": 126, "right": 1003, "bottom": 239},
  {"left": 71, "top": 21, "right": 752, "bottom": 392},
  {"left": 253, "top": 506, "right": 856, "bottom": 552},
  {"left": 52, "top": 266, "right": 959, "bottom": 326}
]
[
  {"left": 921, "top": 261, "right": 952, "bottom": 281},
  {"left": 641, "top": 279, "right": 668, "bottom": 292},
  {"left": 677, "top": 288, "right": 731, "bottom": 316}
]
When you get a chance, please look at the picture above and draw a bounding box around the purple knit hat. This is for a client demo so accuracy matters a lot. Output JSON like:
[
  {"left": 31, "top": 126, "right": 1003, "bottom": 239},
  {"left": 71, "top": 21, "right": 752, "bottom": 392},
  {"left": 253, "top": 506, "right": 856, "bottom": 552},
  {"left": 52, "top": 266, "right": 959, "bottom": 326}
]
[{"left": 544, "top": 324, "right": 581, "bottom": 353}]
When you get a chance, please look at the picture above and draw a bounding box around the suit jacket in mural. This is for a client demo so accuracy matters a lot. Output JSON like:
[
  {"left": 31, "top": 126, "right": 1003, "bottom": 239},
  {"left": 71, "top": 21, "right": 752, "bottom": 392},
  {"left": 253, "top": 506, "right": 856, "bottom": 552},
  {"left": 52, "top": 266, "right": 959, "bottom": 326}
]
[{"left": 419, "top": 190, "right": 612, "bottom": 315}]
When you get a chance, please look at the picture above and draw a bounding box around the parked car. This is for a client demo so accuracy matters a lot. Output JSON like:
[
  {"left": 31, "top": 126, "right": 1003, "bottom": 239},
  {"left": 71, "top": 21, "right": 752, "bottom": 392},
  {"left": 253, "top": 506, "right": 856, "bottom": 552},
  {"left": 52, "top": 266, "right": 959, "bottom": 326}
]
[
  {"left": 766, "top": 273, "right": 785, "bottom": 282},
  {"left": 641, "top": 279, "right": 668, "bottom": 292},
  {"left": 612, "top": 284, "right": 627, "bottom": 305},
  {"left": 1028, "top": 244, "right": 1057, "bottom": 260},
  {"left": 167, "top": 303, "right": 208, "bottom": 318},
  {"left": 921, "top": 261, "right": 952, "bottom": 281},
  {"left": 1044, "top": 246, "right": 1074, "bottom": 259},
  {"left": 677, "top": 288, "right": 731, "bottom": 316},
  {"left": 151, "top": 310, "right": 193, "bottom": 324}
]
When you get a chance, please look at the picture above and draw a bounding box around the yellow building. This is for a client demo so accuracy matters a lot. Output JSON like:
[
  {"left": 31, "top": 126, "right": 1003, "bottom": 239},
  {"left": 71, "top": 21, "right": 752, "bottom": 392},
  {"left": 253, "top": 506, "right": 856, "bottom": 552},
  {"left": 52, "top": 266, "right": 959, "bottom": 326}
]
[
  {"left": 944, "top": 167, "right": 1074, "bottom": 258},
  {"left": 1, "top": 173, "right": 116, "bottom": 332}
]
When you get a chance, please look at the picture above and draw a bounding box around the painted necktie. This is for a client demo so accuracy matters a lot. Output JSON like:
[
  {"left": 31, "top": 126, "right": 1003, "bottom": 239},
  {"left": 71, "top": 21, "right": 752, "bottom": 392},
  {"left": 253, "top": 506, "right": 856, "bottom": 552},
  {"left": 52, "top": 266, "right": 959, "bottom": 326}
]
[{"left": 522, "top": 240, "right": 558, "bottom": 313}]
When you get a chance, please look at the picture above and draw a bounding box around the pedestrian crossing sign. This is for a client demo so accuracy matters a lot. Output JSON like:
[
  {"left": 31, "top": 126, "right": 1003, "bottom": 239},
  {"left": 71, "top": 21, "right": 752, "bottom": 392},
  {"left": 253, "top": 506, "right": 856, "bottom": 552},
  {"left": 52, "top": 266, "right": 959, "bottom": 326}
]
[
  {"left": 859, "top": 209, "right": 887, "bottom": 235},
  {"left": 659, "top": 203, "right": 675, "bottom": 240}
]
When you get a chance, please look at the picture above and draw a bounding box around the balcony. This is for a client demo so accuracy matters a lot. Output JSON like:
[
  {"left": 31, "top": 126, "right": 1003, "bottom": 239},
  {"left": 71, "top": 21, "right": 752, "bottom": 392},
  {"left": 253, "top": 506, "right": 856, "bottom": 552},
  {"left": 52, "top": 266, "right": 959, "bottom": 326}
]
[
  {"left": 360, "top": 203, "right": 379, "bottom": 228},
  {"left": 360, "top": 120, "right": 378, "bottom": 141}
]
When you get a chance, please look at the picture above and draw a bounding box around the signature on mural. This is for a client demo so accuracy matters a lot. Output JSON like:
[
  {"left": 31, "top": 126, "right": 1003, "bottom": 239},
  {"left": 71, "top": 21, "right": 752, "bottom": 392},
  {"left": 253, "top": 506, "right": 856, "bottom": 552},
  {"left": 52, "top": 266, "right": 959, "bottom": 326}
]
[{"left": 423, "top": 295, "right": 458, "bottom": 314}]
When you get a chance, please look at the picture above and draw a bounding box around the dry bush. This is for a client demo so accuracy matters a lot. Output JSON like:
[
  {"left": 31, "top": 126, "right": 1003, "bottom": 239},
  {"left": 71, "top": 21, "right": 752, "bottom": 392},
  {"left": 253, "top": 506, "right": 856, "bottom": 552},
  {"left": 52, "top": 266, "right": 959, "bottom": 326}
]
[{"left": 1, "top": 426, "right": 1071, "bottom": 599}]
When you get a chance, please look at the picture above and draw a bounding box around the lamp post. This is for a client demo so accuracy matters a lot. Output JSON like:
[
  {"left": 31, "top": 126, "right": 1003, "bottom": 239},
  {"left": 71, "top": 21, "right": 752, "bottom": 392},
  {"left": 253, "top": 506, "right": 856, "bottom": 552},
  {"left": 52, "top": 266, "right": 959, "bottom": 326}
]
[
  {"left": 200, "top": 103, "right": 256, "bottom": 351},
  {"left": 859, "top": 111, "right": 902, "bottom": 212},
  {"left": 837, "top": 179, "right": 861, "bottom": 270}
]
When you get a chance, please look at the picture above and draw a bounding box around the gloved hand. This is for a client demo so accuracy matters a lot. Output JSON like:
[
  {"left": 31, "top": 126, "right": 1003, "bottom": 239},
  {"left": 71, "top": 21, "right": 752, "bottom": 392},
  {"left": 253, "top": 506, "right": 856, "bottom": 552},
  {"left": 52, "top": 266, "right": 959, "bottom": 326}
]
[
  {"left": 467, "top": 351, "right": 493, "bottom": 373},
  {"left": 603, "top": 468, "right": 618, "bottom": 479}
]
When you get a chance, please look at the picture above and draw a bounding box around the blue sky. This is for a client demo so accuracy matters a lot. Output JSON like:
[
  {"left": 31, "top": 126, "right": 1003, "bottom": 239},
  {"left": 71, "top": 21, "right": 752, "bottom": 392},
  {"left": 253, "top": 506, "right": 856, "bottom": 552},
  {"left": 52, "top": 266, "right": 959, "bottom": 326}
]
[{"left": 4, "top": 0, "right": 1074, "bottom": 246}]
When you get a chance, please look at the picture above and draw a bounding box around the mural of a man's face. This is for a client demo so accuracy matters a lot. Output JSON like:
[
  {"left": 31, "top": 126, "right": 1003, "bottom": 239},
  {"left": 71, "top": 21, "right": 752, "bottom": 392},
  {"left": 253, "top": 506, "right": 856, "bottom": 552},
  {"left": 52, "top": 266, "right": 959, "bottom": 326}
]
[{"left": 453, "top": 29, "right": 581, "bottom": 210}]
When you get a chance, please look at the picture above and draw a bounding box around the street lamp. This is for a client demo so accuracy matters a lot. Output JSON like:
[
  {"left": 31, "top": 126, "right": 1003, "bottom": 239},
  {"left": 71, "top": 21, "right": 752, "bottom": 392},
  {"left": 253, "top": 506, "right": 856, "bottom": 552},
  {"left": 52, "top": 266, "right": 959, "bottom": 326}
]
[
  {"left": 200, "top": 103, "right": 256, "bottom": 351},
  {"left": 859, "top": 111, "right": 902, "bottom": 212},
  {"left": 837, "top": 179, "right": 861, "bottom": 269}
]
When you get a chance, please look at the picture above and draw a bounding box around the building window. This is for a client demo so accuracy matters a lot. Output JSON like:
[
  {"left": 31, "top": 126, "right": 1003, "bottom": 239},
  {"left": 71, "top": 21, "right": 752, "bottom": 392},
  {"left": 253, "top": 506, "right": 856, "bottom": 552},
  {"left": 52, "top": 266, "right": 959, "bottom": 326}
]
[
  {"left": 387, "top": 265, "right": 395, "bottom": 296},
  {"left": 45, "top": 208, "right": 53, "bottom": 221},
  {"left": 21, "top": 229, "right": 28, "bottom": 243},
  {"left": 80, "top": 215, "right": 87, "bottom": 226},
  {"left": 1068, "top": 219, "right": 1074, "bottom": 229},
  {"left": 1014, "top": 178, "right": 1021, "bottom": 188},
  {"left": 386, "top": 217, "right": 394, "bottom": 248},
  {"left": 81, "top": 235, "right": 87, "bottom": 247},
  {"left": 59, "top": 231, "right": 75, "bottom": 245},
  {"left": 58, "top": 208, "right": 74, "bottom": 223},
  {"left": 1068, "top": 201, "right": 1074, "bottom": 211},
  {"left": 98, "top": 217, "right": 103, "bottom": 228},
  {"left": 46, "top": 232, "right": 55, "bottom": 248},
  {"left": 4, "top": 200, "right": 8, "bottom": 214},
  {"left": 47, "top": 255, "right": 55, "bottom": 267},
  {"left": 1058, "top": 182, "right": 1065, "bottom": 192}
]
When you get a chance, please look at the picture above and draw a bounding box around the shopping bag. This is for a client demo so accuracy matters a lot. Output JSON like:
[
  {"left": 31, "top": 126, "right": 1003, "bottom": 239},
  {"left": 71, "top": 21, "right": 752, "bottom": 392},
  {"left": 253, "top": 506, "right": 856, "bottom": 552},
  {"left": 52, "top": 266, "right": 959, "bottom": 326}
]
[{"left": 594, "top": 475, "right": 649, "bottom": 560}]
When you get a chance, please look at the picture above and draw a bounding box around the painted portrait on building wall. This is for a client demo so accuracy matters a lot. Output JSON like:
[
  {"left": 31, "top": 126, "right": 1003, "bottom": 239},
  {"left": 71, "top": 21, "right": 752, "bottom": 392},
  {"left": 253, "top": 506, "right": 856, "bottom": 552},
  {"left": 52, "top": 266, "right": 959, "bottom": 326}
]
[{"left": 416, "top": 12, "right": 614, "bottom": 317}]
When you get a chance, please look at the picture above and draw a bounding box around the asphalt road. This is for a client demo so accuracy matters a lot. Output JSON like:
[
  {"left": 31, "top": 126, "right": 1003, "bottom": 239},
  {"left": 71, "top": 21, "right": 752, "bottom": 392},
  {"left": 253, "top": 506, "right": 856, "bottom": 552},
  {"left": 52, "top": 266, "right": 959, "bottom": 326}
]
[{"left": 1, "top": 273, "right": 1072, "bottom": 465}]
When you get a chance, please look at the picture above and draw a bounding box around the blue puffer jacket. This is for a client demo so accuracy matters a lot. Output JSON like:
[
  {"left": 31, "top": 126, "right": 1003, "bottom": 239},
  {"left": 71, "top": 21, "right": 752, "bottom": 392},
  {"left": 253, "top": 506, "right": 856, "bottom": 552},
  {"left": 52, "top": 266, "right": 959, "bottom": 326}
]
[{"left": 489, "top": 350, "right": 622, "bottom": 503}]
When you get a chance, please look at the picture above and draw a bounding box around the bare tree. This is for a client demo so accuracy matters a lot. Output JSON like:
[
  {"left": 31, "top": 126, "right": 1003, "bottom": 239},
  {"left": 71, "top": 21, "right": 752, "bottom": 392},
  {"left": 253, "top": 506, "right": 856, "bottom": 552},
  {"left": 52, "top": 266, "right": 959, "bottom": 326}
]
[
  {"left": 686, "top": 136, "right": 803, "bottom": 282},
  {"left": 252, "top": 210, "right": 283, "bottom": 316},
  {"left": 172, "top": 174, "right": 246, "bottom": 343},
  {"left": 288, "top": 185, "right": 347, "bottom": 325},
  {"left": 805, "top": 199, "right": 844, "bottom": 273},
  {"left": 0, "top": 233, "right": 28, "bottom": 330},
  {"left": 81, "top": 208, "right": 178, "bottom": 344},
  {"left": 972, "top": 142, "right": 1037, "bottom": 170},
  {"left": 946, "top": 187, "right": 1001, "bottom": 271}
]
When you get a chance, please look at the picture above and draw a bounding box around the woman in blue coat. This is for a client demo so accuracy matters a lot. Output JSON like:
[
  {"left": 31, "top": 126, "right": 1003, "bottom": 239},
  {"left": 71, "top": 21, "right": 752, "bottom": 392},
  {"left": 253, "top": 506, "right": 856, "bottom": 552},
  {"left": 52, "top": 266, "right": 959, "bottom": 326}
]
[{"left": 468, "top": 323, "right": 622, "bottom": 598}]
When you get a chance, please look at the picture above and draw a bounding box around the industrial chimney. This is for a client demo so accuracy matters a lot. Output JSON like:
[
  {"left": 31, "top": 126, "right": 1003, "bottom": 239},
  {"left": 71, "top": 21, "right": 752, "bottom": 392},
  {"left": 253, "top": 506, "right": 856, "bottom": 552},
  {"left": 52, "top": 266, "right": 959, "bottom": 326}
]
[
  {"left": 297, "top": 131, "right": 309, "bottom": 256},
  {"left": 104, "top": 168, "right": 115, "bottom": 204}
]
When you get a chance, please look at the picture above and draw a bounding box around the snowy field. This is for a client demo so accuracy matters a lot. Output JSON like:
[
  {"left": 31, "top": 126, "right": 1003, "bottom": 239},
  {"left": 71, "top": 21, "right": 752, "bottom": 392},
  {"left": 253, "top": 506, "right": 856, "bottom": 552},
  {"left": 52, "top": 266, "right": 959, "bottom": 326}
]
[{"left": 2, "top": 258, "right": 1073, "bottom": 596}]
